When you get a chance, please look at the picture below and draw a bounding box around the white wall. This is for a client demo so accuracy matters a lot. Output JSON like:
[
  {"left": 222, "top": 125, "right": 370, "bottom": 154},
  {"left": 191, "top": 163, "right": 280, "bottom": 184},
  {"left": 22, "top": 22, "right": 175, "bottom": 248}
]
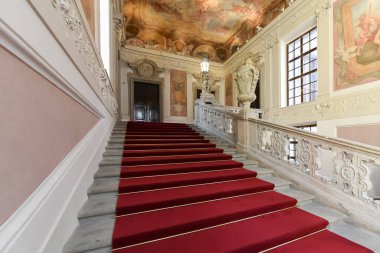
[{"left": 0, "top": 0, "right": 116, "bottom": 252}]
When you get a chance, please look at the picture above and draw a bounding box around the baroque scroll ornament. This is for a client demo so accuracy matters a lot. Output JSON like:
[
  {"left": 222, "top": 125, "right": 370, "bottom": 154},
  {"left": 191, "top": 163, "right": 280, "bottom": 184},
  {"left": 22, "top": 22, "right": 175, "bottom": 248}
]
[{"left": 234, "top": 56, "right": 260, "bottom": 109}]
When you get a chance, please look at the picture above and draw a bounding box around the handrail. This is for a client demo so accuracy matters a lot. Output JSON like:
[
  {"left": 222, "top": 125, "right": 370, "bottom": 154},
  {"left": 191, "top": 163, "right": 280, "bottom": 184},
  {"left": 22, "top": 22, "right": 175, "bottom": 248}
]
[
  {"left": 196, "top": 102, "right": 380, "bottom": 216},
  {"left": 249, "top": 118, "right": 380, "bottom": 157}
]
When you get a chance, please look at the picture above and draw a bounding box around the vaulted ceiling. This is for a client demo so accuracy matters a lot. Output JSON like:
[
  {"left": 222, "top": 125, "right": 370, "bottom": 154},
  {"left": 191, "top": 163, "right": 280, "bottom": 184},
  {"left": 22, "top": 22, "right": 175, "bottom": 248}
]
[{"left": 123, "top": 0, "right": 288, "bottom": 62}]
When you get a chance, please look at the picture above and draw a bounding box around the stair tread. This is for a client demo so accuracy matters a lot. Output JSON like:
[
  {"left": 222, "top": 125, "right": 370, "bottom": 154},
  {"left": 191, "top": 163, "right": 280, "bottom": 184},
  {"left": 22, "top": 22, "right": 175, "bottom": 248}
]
[
  {"left": 116, "top": 177, "right": 275, "bottom": 215},
  {"left": 264, "top": 176, "right": 292, "bottom": 189},
  {"left": 95, "top": 166, "right": 120, "bottom": 178},
  {"left": 113, "top": 191, "right": 297, "bottom": 248},
  {"left": 118, "top": 168, "right": 257, "bottom": 193},
  {"left": 300, "top": 202, "right": 347, "bottom": 224},
  {"left": 121, "top": 153, "right": 233, "bottom": 166},
  {"left": 120, "top": 160, "right": 244, "bottom": 177},
  {"left": 237, "top": 159, "right": 260, "bottom": 165},
  {"left": 89, "top": 178, "right": 119, "bottom": 194},
  {"left": 112, "top": 208, "right": 328, "bottom": 253},
  {"left": 78, "top": 193, "right": 117, "bottom": 219},
  {"left": 63, "top": 218, "right": 114, "bottom": 253},
  {"left": 277, "top": 187, "right": 315, "bottom": 204},
  {"left": 328, "top": 221, "right": 380, "bottom": 251}
]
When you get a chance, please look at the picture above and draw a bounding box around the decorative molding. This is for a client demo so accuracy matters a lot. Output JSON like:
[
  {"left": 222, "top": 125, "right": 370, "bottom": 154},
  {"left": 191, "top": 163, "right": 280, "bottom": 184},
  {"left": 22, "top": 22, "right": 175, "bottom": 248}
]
[
  {"left": 129, "top": 59, "right": 164, "bottom": 81},
  {"left": 30, "top": 0, "right": 117, "bottom": 115},
  {"left": 120, "top": 45, "right": 224, "bottom": 75},
  {"left": 268, "top": 89, "right": 380, "bottom": 124},
  {"left": 315, "top": 0, "right": 332, "bottom": 18}
]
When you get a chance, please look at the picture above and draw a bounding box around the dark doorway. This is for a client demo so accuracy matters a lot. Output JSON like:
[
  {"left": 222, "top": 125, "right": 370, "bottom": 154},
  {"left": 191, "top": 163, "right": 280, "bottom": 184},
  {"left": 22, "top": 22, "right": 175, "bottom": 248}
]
[
  {"left": 250, "top": 79, "right": 260, "bottom": 109},
  {"left": 133, "top": 82, "right": 160, "bottom": 122}
]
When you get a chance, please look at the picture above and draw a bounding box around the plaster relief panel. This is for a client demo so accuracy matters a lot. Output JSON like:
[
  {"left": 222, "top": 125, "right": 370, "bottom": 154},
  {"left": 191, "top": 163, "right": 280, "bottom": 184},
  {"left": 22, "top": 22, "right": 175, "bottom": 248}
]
[
  {"left": 225, "top": 73, "right": 233, "bottom": 106},
  {"left": 170, "top": 69, "right": 187, "bottom": 116}
]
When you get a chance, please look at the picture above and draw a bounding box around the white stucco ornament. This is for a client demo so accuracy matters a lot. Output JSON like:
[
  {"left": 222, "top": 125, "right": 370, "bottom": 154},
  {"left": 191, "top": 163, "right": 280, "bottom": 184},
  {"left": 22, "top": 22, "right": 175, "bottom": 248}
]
[{"left": 234, "top": 55, "right": 260, "bottom": 109}]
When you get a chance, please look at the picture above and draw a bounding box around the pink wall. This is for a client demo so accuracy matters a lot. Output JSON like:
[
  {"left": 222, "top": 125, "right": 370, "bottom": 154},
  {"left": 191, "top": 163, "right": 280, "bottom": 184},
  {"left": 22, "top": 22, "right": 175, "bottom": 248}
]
[
  {"left": 0, "top": 47, "right": 99, "bottom": 225},
  {"left": 337, "top": 124, "right": 380, "bottom": 148}
]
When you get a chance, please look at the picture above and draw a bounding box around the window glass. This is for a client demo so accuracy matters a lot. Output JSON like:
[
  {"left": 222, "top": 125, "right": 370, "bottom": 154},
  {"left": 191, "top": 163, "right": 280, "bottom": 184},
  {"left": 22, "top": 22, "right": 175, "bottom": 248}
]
[{"left": 287, "top": 27, "right": 318, "bottom": 106}]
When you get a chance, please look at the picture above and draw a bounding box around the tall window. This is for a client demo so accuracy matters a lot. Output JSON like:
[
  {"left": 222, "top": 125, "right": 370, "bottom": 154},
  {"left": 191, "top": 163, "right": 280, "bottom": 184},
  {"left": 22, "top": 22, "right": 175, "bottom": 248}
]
[
  {"left": 100, "top": 0, "right": 110, "bottom": 74},
  {"left": 287, "top": 27, "right": 318, "bottom": 106}
]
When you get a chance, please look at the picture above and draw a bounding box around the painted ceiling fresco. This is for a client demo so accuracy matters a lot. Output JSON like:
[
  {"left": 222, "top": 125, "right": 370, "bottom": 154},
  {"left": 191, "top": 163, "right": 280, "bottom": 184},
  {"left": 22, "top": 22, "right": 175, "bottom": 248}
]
[{"left": 123, "top": 0, "right": 288, "bottom": 62}]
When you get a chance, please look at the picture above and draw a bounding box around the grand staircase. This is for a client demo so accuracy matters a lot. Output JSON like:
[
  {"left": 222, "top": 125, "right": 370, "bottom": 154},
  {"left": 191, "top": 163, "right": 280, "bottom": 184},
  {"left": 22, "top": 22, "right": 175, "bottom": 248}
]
[{"left": 63, "top": 122, "right": 380, "bottom": 252}]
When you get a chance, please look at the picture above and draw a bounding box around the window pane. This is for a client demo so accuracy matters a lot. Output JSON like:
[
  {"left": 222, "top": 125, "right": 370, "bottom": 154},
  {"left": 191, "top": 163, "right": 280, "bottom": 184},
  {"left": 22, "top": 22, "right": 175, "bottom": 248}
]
[
  {"left": 311, "top": 60, "right": 317, "bottom": 70},
  {"left": 311, "top": 82, "right": 317, "bottom": 92},
  {"left": 303, "top": 53, "right": 310, "bottom": 63},
  {"left": 295, "top": 48, "right": 301, "bottom": 57},
  {"left": 295, "top": 58, "right": 301, "bottom": 68},
  {"left": 303, "top": 33, "right": 310, "bottom": 43},
  {"left": 303, "top": 74, "right": 310, "bottom": 84},
  {"left": 311, "top": 50, "right": 317, "bottom": 61},
  {"left": 288, "top": 61, "right": 294, "bottom": 70},
  {"left": 310, "top": 38, "right": 317, "bottom": 49},
  {"left": 288, "top": 42, "right": 294, "bottom": 51},
  {"left": 310, "top": 28, "right": 317, "bottom": 39},
  {"left": 294, "top": 38, "right": 301, "bottom": 48},
  {"left": 303, "top": 93, "right": 310, "bottom": 102},
  {"left": 289, "top": 99, "right": 294, "bottom": 106},
  {"left": 304, "top": 83, "right": 310, "bottom": 93},
  {"left": 289, "top": 89, "right": 294, "bottom": 98},
  {"left": 295, "top": 96, "right": 301, "bottom": 104},
  {"left": 303, "top": 63, "right": 310, "bottom": 73},
  {"left": 295, "top": 67, "right": 301, "bottom": 77},
  {"left": 295, "top": 77, "right": 301, "bottom": 87},
  {"left": 311, "top": 72, "right": 318, "bottom": 82},
  {"left": 289, "top": 51, "right": 294, "bottom": 60},
  {"left": 295, "top": 87, "right": 301, "bottom": 96},
  {"left": 303, "top": 43, "right": 310, "bottom": 52},
  {"left": 289, "top": 80, "right": 294, "bottom": 89},
  {"left": 289, "top": 70, "right": 294, "bottom": 79}
]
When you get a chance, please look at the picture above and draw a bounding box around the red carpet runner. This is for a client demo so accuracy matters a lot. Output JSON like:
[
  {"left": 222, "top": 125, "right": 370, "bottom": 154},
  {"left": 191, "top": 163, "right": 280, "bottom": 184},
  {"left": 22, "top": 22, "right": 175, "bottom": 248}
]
[{"left": 112, "top": 122, "right": 372, "bottom": 253}]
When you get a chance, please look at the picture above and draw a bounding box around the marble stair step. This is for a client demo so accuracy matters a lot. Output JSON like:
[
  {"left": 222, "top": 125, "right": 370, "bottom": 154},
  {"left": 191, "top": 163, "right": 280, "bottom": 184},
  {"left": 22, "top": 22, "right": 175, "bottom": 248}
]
[
  {"left": 94, "top": 165, "right": 120, "bottom": 178},
  {"left": 84, "top": 247, "right": 111, "bottom": 253},
  {"left": 230, "top": 153, "right": 247, "bottom": 159},
  {"left": 328, "top": 221, "right": 380, "bottom": 251},
  {"left": 299, "top": 202, "right": 347, "bottom": 224},
  {"left": 99, "top": 159, "right": 121, "bottom": 166},
  {"left": 78, "top": 193, "right": 117, "bottom": 220},
  {"left": 62, "top": 218, "right": 114, "bottom": 253},
  {"left": 103, "top": 150, "right": 123, "bottom": 157},
  {"left": 264, "top": 176, "right": 291, "bottom": 190},
  {"left": 244, "top": 166, "right": 273, "bottom": 178},
  {"left": 106, "top": 144, "right": 124, "bottom": 150},
  {"left": 88, "top": 177, "right": 119, "bottom": 194},
  {"left": 236, "top": 158, "right": 259, "bottom": 166},
  {"left": 277, "top": 187, "right": 315, "bottom": 205}
]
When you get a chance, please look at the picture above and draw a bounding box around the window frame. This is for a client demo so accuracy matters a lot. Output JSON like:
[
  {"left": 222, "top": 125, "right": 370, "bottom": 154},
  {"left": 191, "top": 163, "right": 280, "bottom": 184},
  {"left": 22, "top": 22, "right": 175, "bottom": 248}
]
[{"left": 286, "top": 27, "right": 318, "bottom": 106}]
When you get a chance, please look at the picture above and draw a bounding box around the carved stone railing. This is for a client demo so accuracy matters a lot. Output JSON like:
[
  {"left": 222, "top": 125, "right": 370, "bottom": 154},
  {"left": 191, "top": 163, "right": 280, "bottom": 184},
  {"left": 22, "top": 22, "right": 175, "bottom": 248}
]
[
  {"left": 250, "top": 119, "right": 380, "bottom": 210},
  {"left": 195, "top": 103, "right": 380, "bottom": 230},
  {"left": 195, "top": 101, "right": 239, "bottom": 145}
]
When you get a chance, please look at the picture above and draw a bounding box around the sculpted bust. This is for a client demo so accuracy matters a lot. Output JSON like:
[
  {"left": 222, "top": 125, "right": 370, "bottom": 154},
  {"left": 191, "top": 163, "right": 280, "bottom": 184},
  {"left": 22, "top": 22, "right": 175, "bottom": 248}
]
[{"left": 234, "top": 56, "right": 260, "bottom": 108}]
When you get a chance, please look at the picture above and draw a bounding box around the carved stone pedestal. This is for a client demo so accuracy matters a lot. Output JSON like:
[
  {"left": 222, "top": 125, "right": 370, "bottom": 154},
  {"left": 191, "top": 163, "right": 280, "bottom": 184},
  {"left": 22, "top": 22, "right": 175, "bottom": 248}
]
[{"left": 200, "top": 91, "right": 218, "bottom": 105}]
